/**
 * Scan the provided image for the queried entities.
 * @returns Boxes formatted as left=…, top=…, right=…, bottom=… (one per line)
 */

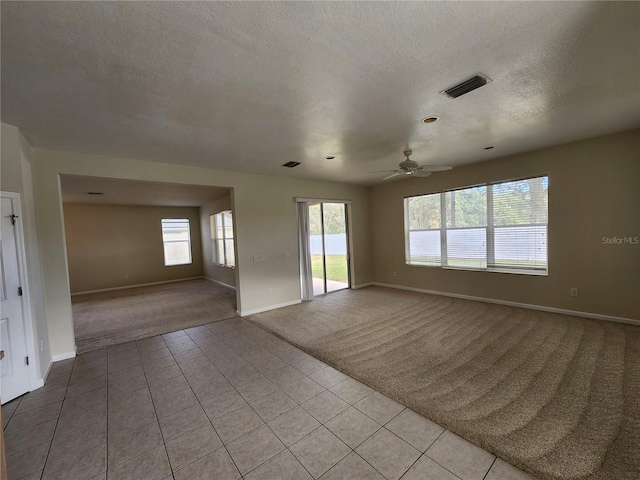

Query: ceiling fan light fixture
left=374, top=148, right=453, bottom=180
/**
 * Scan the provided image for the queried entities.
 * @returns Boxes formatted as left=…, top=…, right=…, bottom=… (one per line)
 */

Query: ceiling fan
left=375, top=149, right=453, bottom=180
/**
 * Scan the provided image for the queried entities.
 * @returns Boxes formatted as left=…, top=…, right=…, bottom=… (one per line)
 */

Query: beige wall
left=23, top=127, right=637, bottom=360
left=31, top=149, right=373, bottom=356
left=199, top=194, right=237, bottom=288
left=1, top=123, right=51, bottom=378
left=371, top=129, right=640, bottom=320
left=63, top=203, right=203, bottom=293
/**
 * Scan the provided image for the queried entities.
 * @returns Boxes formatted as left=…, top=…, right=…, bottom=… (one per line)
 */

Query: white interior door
left=0, top=197, right=31, bottom=404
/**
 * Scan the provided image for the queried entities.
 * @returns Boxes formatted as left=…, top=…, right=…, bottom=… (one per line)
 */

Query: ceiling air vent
left=441, top=74, right=491, bottom=99
left=282, top=161, right=301, bottom=168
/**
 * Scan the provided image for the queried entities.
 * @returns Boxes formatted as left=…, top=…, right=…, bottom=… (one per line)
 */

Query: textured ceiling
left=2, top=2, right=639, bottom=186
left=60, top=175, right=229, bottom=207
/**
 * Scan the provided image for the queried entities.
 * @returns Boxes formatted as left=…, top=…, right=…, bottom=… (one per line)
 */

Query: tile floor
left=2, top=317, right=534, bottom=480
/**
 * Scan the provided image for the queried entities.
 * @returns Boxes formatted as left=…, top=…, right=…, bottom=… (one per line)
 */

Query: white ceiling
left=2, top=2, right=639, bottom=186
left=60, top=175, right=230, bottom=207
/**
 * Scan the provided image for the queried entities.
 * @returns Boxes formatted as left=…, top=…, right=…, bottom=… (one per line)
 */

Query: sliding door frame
left=296, top=198, right=352, bottom=299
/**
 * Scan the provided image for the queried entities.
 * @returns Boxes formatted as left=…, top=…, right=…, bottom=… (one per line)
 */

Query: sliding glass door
left=308, top=202, right=350, bottom=295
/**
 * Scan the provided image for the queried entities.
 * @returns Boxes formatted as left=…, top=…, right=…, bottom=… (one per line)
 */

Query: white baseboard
left=238, top=299, right=302, bottom=316
left=351, top=282, right=375, bottom=289
left=202, top=276, right=236, bottom=290
left=42, top=358, right=53, bottom=382
left=70, top=277, right=203, bottom=296
left=32, top=357, right=54, bottom=390
left=29, top=348, right=76, bottom=391
left=30, top=379, right=45, bottom=389
left=372, top=282, right=640, bottom=326
left=51, top=349, right=77, bottom=362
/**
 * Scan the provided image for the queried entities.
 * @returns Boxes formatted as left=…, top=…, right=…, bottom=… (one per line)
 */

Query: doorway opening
left=59, top=175, right=240, bottom=353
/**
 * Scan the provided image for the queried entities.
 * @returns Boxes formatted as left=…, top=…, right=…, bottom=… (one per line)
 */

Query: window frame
left=210, top=210, right=235, bottom=268
left=161, top=218, right=192, bottom=266
left=404, top=174, right=549, bottom=276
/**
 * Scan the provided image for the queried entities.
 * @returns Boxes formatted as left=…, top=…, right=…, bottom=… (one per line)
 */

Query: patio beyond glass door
left=308, top=202, right=350, bottom=296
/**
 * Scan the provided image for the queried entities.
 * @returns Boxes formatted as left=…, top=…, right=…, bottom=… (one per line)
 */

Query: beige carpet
left=247, top=286, right=640, bottom=480
left=72, top=279, right=237, bottom=353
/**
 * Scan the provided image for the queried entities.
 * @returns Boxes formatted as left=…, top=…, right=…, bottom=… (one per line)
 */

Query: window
left=161, top=219, right=192, bottom=266
left=405, top=175, right=548, bottom=274
left=210, top=210, right=235, bottom=267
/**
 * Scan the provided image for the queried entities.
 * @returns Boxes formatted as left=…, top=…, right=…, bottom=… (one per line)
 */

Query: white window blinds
left=445, top=186, right=487, bottom=269
left=405, top=194, right=441, bottom=266
left=161, top=219, right=192, bottom=266
left=491, top=177, right=548, bottom=271
left=210, top=210, right=235, bottom=267
left=404, top=175, right=548, bottom=274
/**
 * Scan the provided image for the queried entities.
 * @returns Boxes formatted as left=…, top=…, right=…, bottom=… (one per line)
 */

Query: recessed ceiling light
left=87, top=192, right=104, bottom=195
left=484, top=146, right=494, bottom=150
left=421, top=116, right=439, bottom=124
left=324, top=156, right=335, bottom=160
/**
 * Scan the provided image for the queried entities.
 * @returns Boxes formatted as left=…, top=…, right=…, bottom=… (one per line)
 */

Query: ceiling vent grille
left=282, top=161, right=301, bottom=168
left=442, top=74, right=490, bottom=98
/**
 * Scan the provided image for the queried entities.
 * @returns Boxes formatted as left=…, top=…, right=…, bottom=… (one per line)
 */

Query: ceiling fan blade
left=382, top=172, right=403, bottom=180
left=417, top=165, right=453, bottom=172
left=371, top=169, right=402, bottom=174
left=411, top=171, right=432, bottom=177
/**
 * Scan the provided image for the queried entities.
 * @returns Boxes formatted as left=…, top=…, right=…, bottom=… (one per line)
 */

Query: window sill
left=484, top=267, right=547, bottom=276
left=213, top=263, right=235, bottom=269
left=406, top=263, right=548, bottom=276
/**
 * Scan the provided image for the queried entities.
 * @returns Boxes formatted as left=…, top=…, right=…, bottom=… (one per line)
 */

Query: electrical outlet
left=124, top=273, right=129, bottom=279
left=570, top=288, right=579, bottom=297
left=253, top=255, right=265, bottom=262
left=284, top=252, right=290, bottom=259
left=392, top=271, right=397, bottom=277
left=268, top=288, right=273, bottom=295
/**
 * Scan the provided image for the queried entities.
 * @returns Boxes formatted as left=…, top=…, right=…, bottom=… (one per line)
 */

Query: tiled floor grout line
left=35, top=361, right=75, bottom=480
left=239, top=324, right=374, bottom=478
left=192, top=325, right=304, bottom=478
left=352, top=405, right=416, bottom=480
left=102, top=345, right=166, bottom=476
left=140, top=338, right=176, bottom=479
left=483, top=457, right=498, bottom=480
left=206, top=323, right=379, bottom=479
left=420, top=428, right=465, bottom=480
left=179, top=329, right=246, bottom=479
left=227, top=329, right=330, bottom=479
left=219, top=325, right=323, bottom=477
left=105, top=348, right=113, bottom=479
left=141, top=326, right=279, bottom=477
left=184, top=324, right=322, bottom=479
